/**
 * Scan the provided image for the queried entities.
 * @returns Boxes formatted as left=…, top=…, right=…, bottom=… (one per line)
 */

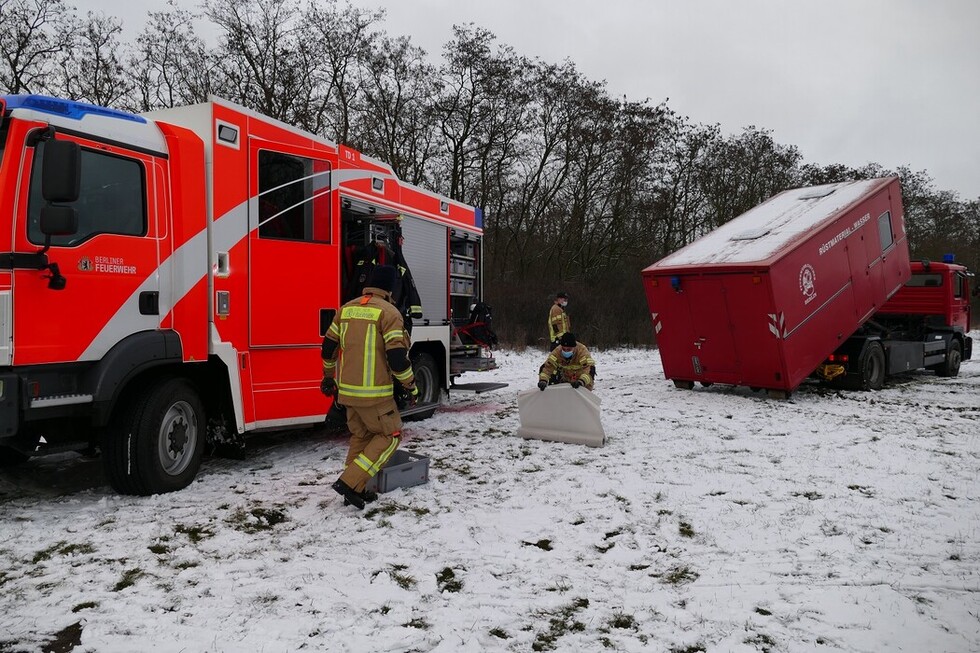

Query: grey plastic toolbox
left=364, top=450, right=429, bottom=493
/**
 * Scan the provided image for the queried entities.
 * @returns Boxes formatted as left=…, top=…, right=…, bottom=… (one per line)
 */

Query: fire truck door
left=247, top=141, right=338, bottom=421
left=12, top=138, right=164, bottom=366
left=685, top=277, right=739, bottom=376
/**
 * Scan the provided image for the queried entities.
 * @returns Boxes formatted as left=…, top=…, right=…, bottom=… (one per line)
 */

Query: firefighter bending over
left=321, top=265, right=419, bottom=510
left=548, top=291, right=571, bottom=348
left=538, top=332, right=596, bottom=391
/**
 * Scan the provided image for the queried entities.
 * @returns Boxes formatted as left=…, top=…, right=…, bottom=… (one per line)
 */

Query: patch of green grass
left=32, top=541, right=95, bottom=564
left=226, top=505, right=287, bottom=533
left=570, top=517, right=585, bottom=526
left=522, top=539, right=553, bottom=551
left=754, top=606, right=772, bottom=616
left=386, top=564, right=416, bottom=590
left=403, top=618, right=429, bottom=629
left=174, top=523, right=215, bottom=543
left=608, top=613, right=637, bottom=629
left=745, top=632, right=777, bottom=652
left=595, top=542, right=615, bottom=553
left=489, top=627, right=509, bottom=639
left=792, top=490, right=824, bottom=501
left=531, top=597, right=589, bottom=651
left=661, top=566, right=699, bottom=585
left=436, top=567, right=463, bottom=593
left=148, top=542, right=170, bottom=555
left=628, top=564, right=650, bottom=571
left=678, top=521, right=695, bottom=538
left=71, top=601, right=98, bottom=613
left=175, top=560, right=199, bottom=570
left=670, top=646, right=706, bottom=653
left=113, top=568, right=144, bottom=592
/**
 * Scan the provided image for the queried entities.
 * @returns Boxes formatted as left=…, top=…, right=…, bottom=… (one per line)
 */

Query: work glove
left=406, top=383, right=419, bottom=407
left=537, top=380, right=548, bottom=391
left=571, top=380, right=581, bottom=389
left=320, top=377, right=337, bottom=397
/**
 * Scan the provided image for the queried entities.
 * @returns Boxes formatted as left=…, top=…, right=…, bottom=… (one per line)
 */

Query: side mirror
left=40, top=205, right=78, bottom=236
left=41, top=139, right=81, bottom=203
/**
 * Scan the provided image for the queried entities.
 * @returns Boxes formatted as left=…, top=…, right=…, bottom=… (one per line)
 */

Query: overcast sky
left=74, top=0, right=980, bottom=199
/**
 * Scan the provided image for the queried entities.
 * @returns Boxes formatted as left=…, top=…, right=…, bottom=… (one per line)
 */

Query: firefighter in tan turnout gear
left=321, top=265, right=419, bottom=509
left=548, top=292, right=571, bottom=348
left=538, top=332, right=596, bottom=391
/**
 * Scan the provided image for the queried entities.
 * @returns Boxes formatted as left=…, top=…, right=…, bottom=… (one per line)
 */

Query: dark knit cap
left=559, top=332, right=576, bottom=347
left=556, top=291, right=569, bottom=299
left=369, top=265, right=397, bottom=292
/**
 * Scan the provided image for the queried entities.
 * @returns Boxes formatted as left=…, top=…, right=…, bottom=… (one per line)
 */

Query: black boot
left=343, top=488, right=378, bottom=506
left=331, top=479, right=365, bottom=510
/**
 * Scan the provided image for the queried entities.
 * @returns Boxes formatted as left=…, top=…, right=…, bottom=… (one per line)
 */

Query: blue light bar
left=1, top=94, right=145, bottom=124
left=942, top=253, right=955, bottom=263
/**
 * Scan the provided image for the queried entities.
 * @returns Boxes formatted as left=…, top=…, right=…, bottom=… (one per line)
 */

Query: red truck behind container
left=641, top=176, right=973, bottom=397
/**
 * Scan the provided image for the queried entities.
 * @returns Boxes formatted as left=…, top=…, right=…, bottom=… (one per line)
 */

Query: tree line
left=3, top=0, right=977, bottom=347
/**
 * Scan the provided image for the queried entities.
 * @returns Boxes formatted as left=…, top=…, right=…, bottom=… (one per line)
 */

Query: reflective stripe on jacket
left=323, top=287, right=413, bottom=406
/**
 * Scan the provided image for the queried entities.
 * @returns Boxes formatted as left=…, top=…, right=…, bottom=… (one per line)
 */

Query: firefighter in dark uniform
left=321, top=265, right=419, bottom=509
left=548, top=292, right=571, bottom=348
left=538, top=332, right=596, bottom=391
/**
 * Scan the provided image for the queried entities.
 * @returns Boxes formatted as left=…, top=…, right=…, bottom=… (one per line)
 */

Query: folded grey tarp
left=517, top=384, right=606, bottom=447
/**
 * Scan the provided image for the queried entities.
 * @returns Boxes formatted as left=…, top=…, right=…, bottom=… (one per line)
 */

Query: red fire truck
left=0, top=94, right=499, bottom=494
left=641, top=176, right=973, bottom=397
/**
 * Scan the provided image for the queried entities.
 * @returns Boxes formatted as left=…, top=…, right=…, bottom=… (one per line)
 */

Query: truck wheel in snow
left=935, top=340, right=962, bottom=377
left=672, top=380, right=694, bottom=390
left=411, top=352, right=439, bottom=405
left=858, top=341, right=886, bottom=391
left=103, top=377, right=205, bottom=495
left=0, top=446, right=30, bottom=467
left=699, top=381, right=713, bottom=388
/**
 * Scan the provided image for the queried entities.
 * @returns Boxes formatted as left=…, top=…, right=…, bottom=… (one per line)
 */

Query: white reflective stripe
left=0, top=291, right=11, bottom=367
left=31, top=394, right=94, bottom=408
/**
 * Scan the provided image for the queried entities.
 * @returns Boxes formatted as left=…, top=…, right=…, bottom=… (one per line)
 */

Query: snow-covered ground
left=1, top=339, right=978, bottom=653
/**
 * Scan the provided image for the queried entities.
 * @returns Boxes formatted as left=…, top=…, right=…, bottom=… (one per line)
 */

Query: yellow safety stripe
left=410, top=305, right=422, bottom=313
left=547, top=354, right=558, bottom=365
left=362, top=324, right=377, bottom=389
left=392, top=366, right=414, bottom=382
left=580, top=374, right=592, bottom=385
left=327, top=322, right=341, bottom=338
left=322, top=360, right=336, bottom=371
left=339, top=322, right=349, bottom=348
left=384, top=329, right=405, bottom=343
left=338, top=381, right=394, bottom=397
left=353, top=438, right=400, bottom=476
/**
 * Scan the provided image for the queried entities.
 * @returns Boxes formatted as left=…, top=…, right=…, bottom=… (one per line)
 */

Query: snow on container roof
left=653, top=177, right=893, bottom=267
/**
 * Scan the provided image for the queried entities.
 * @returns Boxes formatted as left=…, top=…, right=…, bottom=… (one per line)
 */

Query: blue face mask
left=561, top=349, right=574, bottom=359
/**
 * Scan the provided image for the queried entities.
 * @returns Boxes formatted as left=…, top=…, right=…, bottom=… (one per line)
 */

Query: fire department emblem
left=77, top=257, right=93, bottom=272
left=799, top=263, right=816, bottom=304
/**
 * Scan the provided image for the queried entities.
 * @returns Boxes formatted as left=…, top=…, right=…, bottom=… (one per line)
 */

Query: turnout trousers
left=337, top=396, right=403, bottom=493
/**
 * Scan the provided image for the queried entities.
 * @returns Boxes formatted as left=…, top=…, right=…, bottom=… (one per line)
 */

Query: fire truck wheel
left=858, top=341, right=886, bottom=391
left=0, top=446, right=30, bottom=467
left=935, top=340, right=962, bottom=377
left=103, top=377, right=205, bottom=495
left=411, top=352, right=439, bottom=405
left=672, top=380, right=694, bottom=390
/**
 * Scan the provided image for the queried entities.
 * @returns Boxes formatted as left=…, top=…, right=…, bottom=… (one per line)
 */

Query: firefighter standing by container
left=548, top=292, right=571, bottom=348
left=321, top=265, right=419, bottom=509
left=538, top=332, right=596, bottom=391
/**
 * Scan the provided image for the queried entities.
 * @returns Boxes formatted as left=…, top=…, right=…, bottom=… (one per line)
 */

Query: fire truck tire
left=0, top=446, right=29, bottom=467
left=858, top=341, right=886, bottom=391
left=103, top=377, right=205, bottom=495
left=411, top=352, right=439, bottom=405
left=935, top=340, right=962, bottom=377
left=672, top=380, right=694, bottom=390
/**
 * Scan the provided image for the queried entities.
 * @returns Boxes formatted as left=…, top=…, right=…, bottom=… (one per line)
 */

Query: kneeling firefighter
left=321, top=265, right=419, bottom=509
left=538, top=332, right=596, bottom=391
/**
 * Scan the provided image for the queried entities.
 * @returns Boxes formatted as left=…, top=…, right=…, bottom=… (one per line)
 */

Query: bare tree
left=56, top=12, right=131, bottom=106
left=0, top=0, right=76, bottom=94
left=127, top=2, right=218, bottom=111
left=355, top=34, right=439, bottom=185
